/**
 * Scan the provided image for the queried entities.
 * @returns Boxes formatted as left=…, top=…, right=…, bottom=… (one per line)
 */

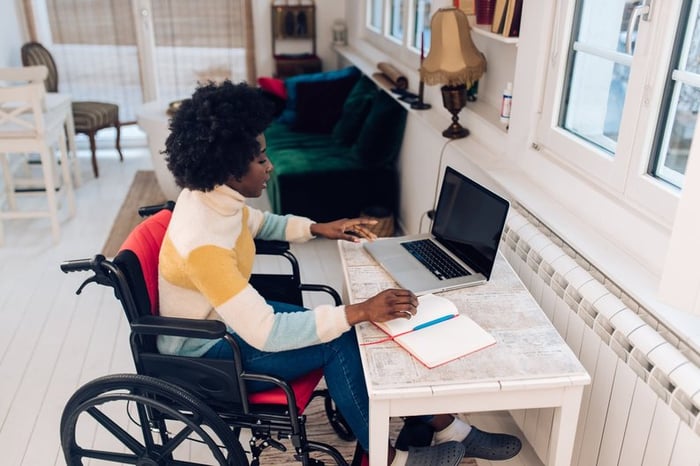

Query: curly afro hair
left=164, top=80, right=275, bottom=191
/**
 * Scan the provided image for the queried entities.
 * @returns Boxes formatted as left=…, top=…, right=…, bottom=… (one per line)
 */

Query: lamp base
left=411, top=101, right=432, bottom=110
left=442, top=124, right=469, bottom=139
left=440, top=84, right=470, bottom=140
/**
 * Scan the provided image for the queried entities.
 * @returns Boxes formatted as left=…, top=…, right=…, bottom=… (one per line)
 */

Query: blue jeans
left=203, top=301, right=371, bottom=450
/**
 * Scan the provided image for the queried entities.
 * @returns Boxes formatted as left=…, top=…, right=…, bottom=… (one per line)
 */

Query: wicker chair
left=21, top=41, right=123, bottom=178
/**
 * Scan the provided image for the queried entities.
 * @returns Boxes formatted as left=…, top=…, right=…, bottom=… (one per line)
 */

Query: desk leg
left=547, top=386, right=584, bottom=466
left=369, top=400, right=391, bottom=466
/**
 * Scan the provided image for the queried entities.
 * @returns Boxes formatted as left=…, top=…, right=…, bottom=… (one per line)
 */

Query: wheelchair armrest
left=131, top=315, right=227, bottom=339
left=254, top=239, right=291, bottom=255
left=300, top=284, right=342, bottom=306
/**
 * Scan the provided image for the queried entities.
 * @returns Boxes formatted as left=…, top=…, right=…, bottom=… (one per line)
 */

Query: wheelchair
left=59, top=202, right=365, bottom=466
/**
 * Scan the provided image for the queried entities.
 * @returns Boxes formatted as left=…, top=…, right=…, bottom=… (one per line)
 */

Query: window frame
left=535, top=0, right=686, bottom=227
left=362, top=0, right=435, bottom=66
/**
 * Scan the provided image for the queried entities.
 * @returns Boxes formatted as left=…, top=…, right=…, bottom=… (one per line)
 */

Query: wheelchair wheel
left=60, top=373, right=249, bottom=465
left=322, top=391, right=356, bottom=442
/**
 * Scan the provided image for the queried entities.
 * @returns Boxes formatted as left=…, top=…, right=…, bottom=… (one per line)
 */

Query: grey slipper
left=405, top=441, right=465, bottom=466
left=461, top=426, right=522, bottom=460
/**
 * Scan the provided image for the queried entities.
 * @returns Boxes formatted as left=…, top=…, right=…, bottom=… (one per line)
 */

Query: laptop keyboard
left=401, top=239, right=471, bottom=280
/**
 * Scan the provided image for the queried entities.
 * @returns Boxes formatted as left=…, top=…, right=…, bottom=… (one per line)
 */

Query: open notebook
left=371, top=294, right=496, bottom=368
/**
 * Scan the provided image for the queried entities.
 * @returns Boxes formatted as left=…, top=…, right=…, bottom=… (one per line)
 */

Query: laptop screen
left=432, top=167, right=510, bottom=279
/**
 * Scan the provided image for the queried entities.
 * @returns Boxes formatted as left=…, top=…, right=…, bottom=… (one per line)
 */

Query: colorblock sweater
left=157, top=185, right=351, bottom=357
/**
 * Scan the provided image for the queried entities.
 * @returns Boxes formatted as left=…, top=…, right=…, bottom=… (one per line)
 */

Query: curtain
left=23, top=0, right=255, bottom=121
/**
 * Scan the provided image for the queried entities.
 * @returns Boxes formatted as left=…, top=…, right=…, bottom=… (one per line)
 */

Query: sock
left=434, top=418, right=473, bottom=444
left=390, top=449, right=408, bottom=466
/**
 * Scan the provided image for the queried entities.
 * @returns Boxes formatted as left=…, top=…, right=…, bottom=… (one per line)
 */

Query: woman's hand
left=344, top=289, right=418, bottom=325
left=310, top=218, right=379, bottom=242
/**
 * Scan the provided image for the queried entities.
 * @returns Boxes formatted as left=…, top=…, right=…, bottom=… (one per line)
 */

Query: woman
left=159, top=80, right=521, bottom=465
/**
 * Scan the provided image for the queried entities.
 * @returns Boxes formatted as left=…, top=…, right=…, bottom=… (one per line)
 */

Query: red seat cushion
left=248, top=368, right=324, bottom=414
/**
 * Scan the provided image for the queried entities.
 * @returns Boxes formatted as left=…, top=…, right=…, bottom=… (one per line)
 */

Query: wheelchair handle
left=60, top=254, right=106, bottom=273
left=60, top=254, right=114, bottom=295
left=138, top=200, right=175, bottom=217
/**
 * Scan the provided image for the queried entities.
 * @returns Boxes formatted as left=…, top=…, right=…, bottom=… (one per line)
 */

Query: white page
left=375, top=293, right=458, bottom=336
left=396, top=314, right=496, bottom=368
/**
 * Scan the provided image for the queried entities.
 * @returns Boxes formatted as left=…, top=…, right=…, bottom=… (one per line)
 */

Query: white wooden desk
left=338, top=241, right=590, bottom=466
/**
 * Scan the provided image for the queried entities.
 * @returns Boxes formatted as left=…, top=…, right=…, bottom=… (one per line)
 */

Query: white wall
left=1, top=1, right=27, bottom=67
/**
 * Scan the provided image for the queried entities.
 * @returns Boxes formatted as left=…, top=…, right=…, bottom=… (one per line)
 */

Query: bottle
left=500, top=82, right=513, bottom=127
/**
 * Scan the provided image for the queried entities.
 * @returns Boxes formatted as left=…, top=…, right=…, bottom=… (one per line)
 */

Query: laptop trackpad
left=384, top=256, right=435, bottom=281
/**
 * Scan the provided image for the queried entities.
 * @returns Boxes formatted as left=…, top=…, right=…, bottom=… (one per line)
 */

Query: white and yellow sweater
left=157, top=185, right=351, bottom=356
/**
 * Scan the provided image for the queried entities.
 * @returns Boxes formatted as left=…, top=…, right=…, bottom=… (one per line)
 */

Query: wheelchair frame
left=59, top=204, right=363, bottom=466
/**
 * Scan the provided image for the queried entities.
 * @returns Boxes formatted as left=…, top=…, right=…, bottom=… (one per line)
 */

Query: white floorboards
left=0, top=147, right=541, bottom=465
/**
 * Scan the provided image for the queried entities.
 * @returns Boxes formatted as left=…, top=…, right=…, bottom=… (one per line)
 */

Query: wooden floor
left=0, top=147, right=542, bottom=465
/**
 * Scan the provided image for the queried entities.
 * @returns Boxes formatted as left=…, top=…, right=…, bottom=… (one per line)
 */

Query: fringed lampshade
left=420, top=7, right=486, bottom=138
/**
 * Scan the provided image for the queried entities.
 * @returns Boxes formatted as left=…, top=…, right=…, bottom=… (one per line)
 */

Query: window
left=389, top=0, right=405, bottom=41
left=366, top=0, right=435, bottom=55
left=368, top=0, right=383, bottom=31
left=28, top=0, right=253, bottom=121
left=537, top=0, right=693, bottom=226
left=650, top=0, right=700, bottom=188
left=413, top=0, right=432, bottom=51
left=559, top=1, right=638, bottom=154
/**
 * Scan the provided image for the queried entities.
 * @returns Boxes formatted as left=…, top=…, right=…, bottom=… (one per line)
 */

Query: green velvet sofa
left=263, top=68, right=407, bottom=222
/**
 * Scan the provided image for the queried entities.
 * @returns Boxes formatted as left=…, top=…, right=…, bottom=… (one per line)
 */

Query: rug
left=102, top=170, right=167, bottom=256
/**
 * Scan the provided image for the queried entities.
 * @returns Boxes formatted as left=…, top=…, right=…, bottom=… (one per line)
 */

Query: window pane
left=42, top=0, right=248, bottom=121
left=653, top=82, right=698, bottom=187
left=390, top=0, right=404, bottom=40
left=369, top=0, right=383, bottom=30
left=559, top=0, right=638, bottom=155
left=563, top=55, right=629, bottom=152
left=413, top=0, right=431, bottom=50
left=152, top=0, right=248, bottom=104
left=576, top=0, right=640, bottom=53
left=651, top=1, right=700, bottom=188
left=45, top=0, right=142, bottom=121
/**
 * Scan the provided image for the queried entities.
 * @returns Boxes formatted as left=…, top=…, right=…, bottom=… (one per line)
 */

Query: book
left=372, top=294, right=496, bottom=368
left=491, top=0, right=509, bottom=34
left=502, top=0, right=523, bottom=38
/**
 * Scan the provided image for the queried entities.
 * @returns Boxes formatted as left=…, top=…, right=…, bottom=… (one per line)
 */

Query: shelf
left=468, top=17, right=519, bottom=45
left=334, top=44, right=509, bottom=147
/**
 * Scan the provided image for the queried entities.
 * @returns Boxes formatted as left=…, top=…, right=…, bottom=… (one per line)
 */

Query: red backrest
left=118, top=209, right=172, bottom=316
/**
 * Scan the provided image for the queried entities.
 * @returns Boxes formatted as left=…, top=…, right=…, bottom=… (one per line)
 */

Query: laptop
left=364, top=166, right=510, bottom=295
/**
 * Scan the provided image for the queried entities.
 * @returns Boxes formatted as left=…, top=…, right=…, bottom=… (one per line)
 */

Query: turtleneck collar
left=188, top=184, right=246, bottom=216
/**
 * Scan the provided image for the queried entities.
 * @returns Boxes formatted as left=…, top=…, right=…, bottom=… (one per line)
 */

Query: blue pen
left=412, top=314, right=456, bottom=331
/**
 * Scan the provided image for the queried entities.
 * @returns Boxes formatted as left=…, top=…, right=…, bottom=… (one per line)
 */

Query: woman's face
left=226, top=134, right=273, bottom=198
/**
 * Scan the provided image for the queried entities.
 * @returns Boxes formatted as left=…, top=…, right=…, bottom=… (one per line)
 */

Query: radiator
left=500, top=203, right=700, bottom=466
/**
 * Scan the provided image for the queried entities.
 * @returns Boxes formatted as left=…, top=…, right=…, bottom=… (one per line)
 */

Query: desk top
left=338, top=241, right=590, bottom=396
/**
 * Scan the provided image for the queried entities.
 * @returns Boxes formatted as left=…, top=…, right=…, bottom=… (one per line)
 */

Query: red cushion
left=258, top=76, right=288, bottom=100
left=119, top=209, right=172, bottom=315
left=248, top=368, right=323, bottom=414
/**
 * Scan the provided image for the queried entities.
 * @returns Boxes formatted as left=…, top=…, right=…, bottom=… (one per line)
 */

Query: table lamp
left=420, top=7, right=486, bottom=139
